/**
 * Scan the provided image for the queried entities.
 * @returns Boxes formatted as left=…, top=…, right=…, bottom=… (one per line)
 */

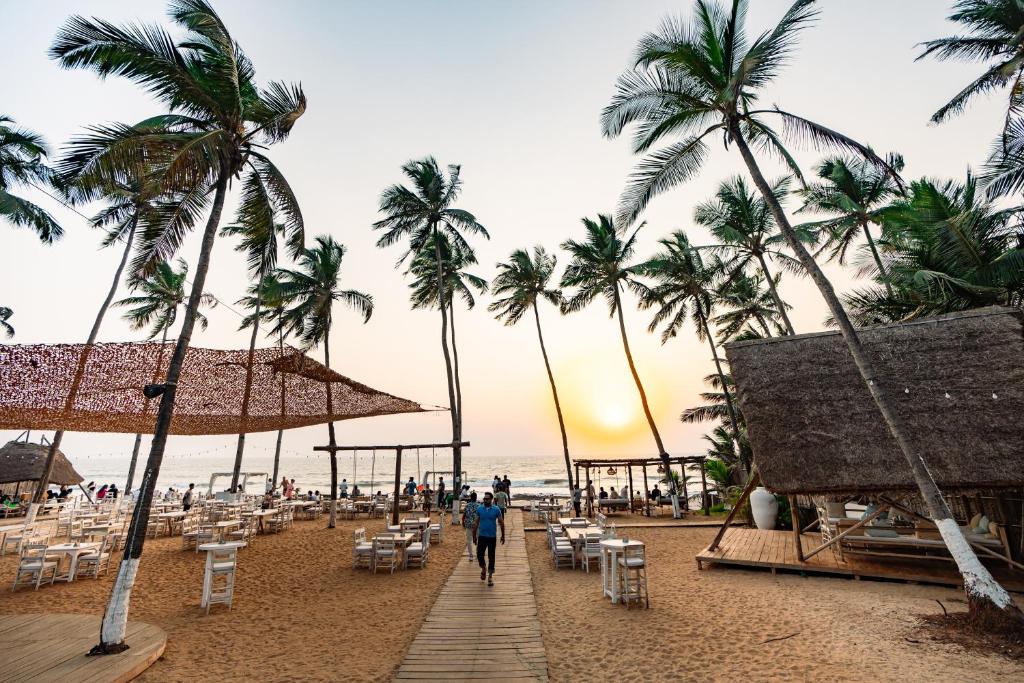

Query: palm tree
left=844, top=174, right=1024, bottom=324
left=51, top=0, right=307, bottom=652
left=917, top=0, right=1024, bottom=140
left=373, top=157, right=487, bottom=508
left=489, top=246, right=573, bottom=493
left=221, top=180, right=305, bottom=491
left=604, top=0, right=1019, bottom=623
left=0, top=307, right=13, bottom=338
left=796, top=155, right=905, bottom=296
left=0, top=115, right=63, bottom=243
left=115, top=259, right=215, bottom=494
left=406, top=233, right=488, bottom=425
left=237, top=274, right=290, bottom=485
left=711, top=272, right=785, bottom=341
left=560, top=214, right=682, bottom=517
left=277, top=235, right=373, bottom=529
left=638, top=230, right=747, bottom=473
left=682, top=372, right=740, bottom=425
left=695, top=176, right=801, bottom=335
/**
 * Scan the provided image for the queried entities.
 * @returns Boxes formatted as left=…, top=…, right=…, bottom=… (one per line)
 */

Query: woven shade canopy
left=0, top=343, right=429, bottom=436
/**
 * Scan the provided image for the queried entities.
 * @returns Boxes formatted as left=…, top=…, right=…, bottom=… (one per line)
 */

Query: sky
left=0, top=1, right=1008, bottom=471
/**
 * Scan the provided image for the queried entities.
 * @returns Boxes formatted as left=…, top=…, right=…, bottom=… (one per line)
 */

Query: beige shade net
left=0, top=343, right=430, bottom=435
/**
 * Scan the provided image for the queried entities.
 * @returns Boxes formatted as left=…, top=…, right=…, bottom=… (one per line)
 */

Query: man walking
left=572, top=483, right=582, bottom=517
left=182, top=483, right=195, bottom=512
left=461, top=491, right=480, bottom=562
left=437, top=477, right=446, bottom=511
left=473, top=491, right=505, bottom=586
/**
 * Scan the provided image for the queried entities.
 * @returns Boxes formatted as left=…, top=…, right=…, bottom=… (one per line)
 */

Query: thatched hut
left=715, top=306, right=1024, bottom=568
left=0, top=439, right=83, bottom=497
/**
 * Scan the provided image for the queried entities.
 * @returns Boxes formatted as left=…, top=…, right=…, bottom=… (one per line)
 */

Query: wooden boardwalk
left=394, top=511, right=548, bottom=682
left=697, top=528, right=1024, bottom=590
left=0, top=614, right=166, bottom=683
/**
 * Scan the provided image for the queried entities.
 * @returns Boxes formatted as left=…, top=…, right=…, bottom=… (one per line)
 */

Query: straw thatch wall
left=0, top=440, right=82, bottom=486
left=725, top=307, right=1024, bottom=495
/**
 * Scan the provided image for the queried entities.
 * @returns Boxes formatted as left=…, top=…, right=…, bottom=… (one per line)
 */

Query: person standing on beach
left=461, top=491, right=479, bottom=562
left=473, top=491, right=505, bottom=586
left=436, top=477, right=446, bottom=510
left=572, top=484, right=582, bottom=517
left=339, top=479, right=348, bottom=499
left=586, top=480, right=596, bottom=517
left=182, top=483, right=195, bottom=512
left=502, top=475, right=511, bottom=498
left=405, top=477, right=417, bottom=496
left=492, top=475, right=501, bottom=492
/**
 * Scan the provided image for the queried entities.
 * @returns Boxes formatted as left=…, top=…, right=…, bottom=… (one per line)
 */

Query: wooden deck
left=394, top=510, right=548, bottom=682
left=0, top=614, right=166, bottom=683
left=697, top=528, right=1024, bottom=591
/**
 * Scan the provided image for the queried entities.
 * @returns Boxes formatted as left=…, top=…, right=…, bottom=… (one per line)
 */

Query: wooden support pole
left=788, top=495, right=804, bottom=562
left=641, top=466, right=650, bottom=517
left=585, top=466, right=592, bottom=517
left=391, top=447, right=403, bottom=526
left=700, top=460, right=709, bottom=515
left=627, top=465, right=635, bottom=513
left=680, top=460, right=689, bottom=511
left=574, top=463, right=580, bottom=490
left=708, top=471, right=759, bottom=552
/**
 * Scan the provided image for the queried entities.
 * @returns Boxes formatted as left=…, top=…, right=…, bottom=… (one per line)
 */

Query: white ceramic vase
left=750, top=486, right=778, bottom=530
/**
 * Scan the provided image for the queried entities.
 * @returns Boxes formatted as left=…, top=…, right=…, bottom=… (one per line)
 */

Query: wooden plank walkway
left=394, top=510, right=548, bottom=682
left=696, top=528, right=1024, bottom=590
left=0, top=614, right=166, bottom=683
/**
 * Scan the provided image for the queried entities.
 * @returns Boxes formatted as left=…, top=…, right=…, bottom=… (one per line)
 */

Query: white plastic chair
left=618, top=544, right=649, bottom=608
left=352, top=528, right=373, bottom=569
left=203, top=546, right=238, bottom=613
left=12, top=543, right=58, bottom=591
left=372, top=535, right=399, bottom=574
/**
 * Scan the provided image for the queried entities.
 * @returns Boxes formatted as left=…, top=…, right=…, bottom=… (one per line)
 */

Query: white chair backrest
left=354, top=528, right=366, bottom=543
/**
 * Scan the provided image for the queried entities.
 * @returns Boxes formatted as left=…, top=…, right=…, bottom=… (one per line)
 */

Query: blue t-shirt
left=476, top=504, right=503, bottom=538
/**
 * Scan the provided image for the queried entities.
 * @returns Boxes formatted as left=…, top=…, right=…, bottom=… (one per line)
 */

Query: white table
left=211, top=520, right=242, bottom=542
left=599, top=539, right=644, bottom=604
left=198, top=541, right=246, bottom=608
left=157, top=511, right=187, bottom=535
left=47, top=542, right=101, bottom=582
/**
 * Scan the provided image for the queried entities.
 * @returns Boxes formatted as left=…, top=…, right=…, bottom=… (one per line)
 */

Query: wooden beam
left=802, top=504, right=890, bottom=561
left=788, top=495, right=804, bottom=562
left=392, top=447, right=403, bottom=526
left=708, top=471, right=759, bottom=552
left=313, top=441, right=470, bottom=453
left=680, top=463, right=689, bottom=511
left=627, top=465, right=634, bottom=513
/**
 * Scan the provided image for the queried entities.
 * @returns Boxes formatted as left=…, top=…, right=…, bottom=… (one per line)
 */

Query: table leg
left=67, top=553, right=79, bottom=581
left=610, top=550, right=620, bottom=604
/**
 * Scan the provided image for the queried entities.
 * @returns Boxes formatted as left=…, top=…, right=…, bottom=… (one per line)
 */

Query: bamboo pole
left=802, top=505, right=890, bottom=561
left=700, top=459, right=709, bottom=515
left=789, top=495, right=804, bottom=561
left=708, top=471, right=759, bottom=552
left=641, top=466, right=650, bottom=517
left=391, top=447, right=403, bottom=526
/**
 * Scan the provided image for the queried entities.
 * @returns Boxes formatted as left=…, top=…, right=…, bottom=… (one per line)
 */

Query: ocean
left=69, top=448, right=696, bottom=499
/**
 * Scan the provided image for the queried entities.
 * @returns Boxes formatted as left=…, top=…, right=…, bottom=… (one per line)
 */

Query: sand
left=523, top=517, right=1024, bottom=682
left=0, top=515, right=463, bottom=682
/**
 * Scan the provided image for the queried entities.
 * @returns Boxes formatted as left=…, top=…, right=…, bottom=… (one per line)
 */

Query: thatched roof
left=725, top=307, right=1024, bottom=495
left=0, top=343, right=430, bottom=436
left=0, top=440, right=83, bottom=485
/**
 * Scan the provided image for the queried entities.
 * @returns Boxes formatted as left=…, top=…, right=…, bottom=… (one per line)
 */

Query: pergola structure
left=313, top=441, right=470, bottom=525
left=572, top=456, right=709, bottom=516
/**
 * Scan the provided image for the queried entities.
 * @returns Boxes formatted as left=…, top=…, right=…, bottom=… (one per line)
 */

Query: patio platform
left=0, top=613, right=166, bottom=683
left=696, top=528, right=1024, bottom=591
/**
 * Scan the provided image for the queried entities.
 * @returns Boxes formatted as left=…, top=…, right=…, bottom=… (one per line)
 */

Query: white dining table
left=599, top=538, right=644, bottom=603
left=47, top=542, right=101, bottom=582
left=158, top=510, right=187, bottom=535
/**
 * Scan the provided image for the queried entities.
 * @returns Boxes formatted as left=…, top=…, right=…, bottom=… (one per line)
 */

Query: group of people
left=83, top=481, right=118, bottom=500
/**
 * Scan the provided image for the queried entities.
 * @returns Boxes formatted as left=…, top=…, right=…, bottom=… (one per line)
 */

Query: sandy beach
left=0, top=516, right=464, bottom=682
left=523, top=515, right=1024, bottom=682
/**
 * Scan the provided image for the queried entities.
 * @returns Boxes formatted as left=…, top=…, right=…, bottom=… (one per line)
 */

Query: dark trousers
left=573, top=501, right=581, bottom=517
left=477, top=535, right=497, bottom=574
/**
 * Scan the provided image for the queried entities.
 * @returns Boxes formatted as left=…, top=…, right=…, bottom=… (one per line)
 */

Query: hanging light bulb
left=993, top=392, right=999, bottom=400
left=944, top=392, right=951, bottom=399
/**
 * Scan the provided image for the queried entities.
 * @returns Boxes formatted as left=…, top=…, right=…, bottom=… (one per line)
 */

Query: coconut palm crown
left=0, top=115, right=63, bottom=243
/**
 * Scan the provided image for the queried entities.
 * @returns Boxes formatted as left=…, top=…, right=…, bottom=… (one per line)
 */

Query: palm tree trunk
left=272, top=313, right=286, bottom=486
left=432, top=227, right=462, bottom=516
left=696, top=305, right=746, bottom=474
left=533, top=304, right=573, bottom=496
left=126, top=327, right=170, bottom=495
left=230, top=295, right=263, bottom=492
left=754, top=311, right=774, bottom=337
left=755, top=254, right=795, bottom=335
left=731, top=126, right=1021, bottom=625
left=94, top=169, right=229, bottom=654
left=324, top=326, right=338, bottom=529
left=30, top=215, right=140, bottom=520
left=862, top=220, right=894, bottom=298
left=612, top=286, right=679, bottom=517
left=449, top=302, right=464, bottom=433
